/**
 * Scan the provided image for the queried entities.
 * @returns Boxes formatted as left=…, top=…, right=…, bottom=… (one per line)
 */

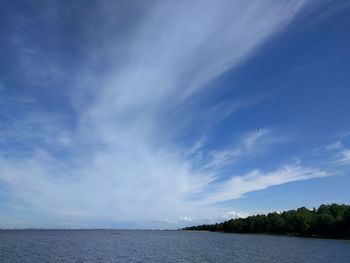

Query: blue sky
left=0, top=0, right=350, bottom=229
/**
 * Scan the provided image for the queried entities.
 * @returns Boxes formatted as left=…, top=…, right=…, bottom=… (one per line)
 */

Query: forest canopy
left=183, top=204, right=350, bottom=239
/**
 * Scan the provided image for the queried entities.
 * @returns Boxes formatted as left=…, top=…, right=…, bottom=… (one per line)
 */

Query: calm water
left=0, top=230, right=349, bottom=262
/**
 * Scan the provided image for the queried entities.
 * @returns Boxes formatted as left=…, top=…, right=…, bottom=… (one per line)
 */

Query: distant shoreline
left=183, top=229, right=350, bottom=241
left=0, top=229, right=177, bottom=231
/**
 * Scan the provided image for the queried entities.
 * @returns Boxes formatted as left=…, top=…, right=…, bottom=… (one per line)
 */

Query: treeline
left=184, top=204, right=350, bottom=239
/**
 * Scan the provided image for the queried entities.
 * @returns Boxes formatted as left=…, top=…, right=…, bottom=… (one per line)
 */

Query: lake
left=0, top=230, right=349, bottom=262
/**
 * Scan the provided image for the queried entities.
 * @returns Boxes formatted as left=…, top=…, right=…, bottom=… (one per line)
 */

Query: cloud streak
left=201, top=165, right=327, bottom=205
left=0, top=0, right=325, bottom=228
left=204, top=129, right=270, bottom=169
left=335, top=149, right=350, bottom=165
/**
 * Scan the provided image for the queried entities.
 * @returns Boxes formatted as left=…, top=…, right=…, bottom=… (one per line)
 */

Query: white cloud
left=201, top=165, right=327, bottom=205
left=325, top=141, right=342, bottom=151
left=335, top=149, right=350, bottom=165
left=0, top=1, right=320, bottom=228
left=323, top=135, right=350, bottom=165
left=221, top=211, right=249, bottom=220
left=205, top=129, right=270, bottom=169
left=179, top=216, right=194, bottom=223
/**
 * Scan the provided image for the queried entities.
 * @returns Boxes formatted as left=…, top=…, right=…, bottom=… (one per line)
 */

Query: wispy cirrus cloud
left=0, top=0, right=327, bottom=228
left=204, top=129, right=270, bottom=169
left=201, top=164, right=327, bottom=205
left=334, top=149, right=350, bottom=165
left=325, top=141, right=342, bottom=151
left=320, top=133, right=350, bottom=166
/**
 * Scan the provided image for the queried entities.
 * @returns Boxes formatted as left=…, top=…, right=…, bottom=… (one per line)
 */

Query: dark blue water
left=0, top=230, right=349, bottom=262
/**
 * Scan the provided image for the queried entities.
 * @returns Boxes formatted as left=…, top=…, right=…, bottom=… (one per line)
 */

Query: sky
left=0, top=0, right=350, bottom=229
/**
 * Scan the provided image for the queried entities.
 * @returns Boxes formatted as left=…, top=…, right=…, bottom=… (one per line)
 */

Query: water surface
left=0, top=230, right=349, bottom=262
